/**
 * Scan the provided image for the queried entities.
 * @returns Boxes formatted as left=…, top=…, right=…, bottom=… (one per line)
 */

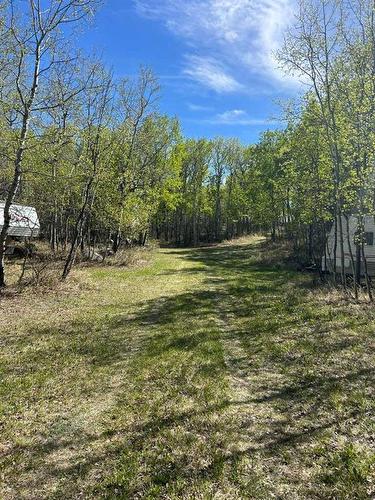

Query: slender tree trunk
left=345, top=215, right=358, bottom=300
left=62, top=178, right=93, bottom=280
left=333, top=215, right=338, bottom=283
left=0, top=41, right=41, bottom=287
left=361, top=241, right=373, bottom=301
left=112, top=229, right=121, bottom=253
left=337, top=213, right=347, bottom=291
left=0, top=125, right=29, bottom=287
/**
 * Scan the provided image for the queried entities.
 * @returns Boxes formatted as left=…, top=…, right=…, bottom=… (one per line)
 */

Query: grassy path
left=1, top=237, right=375, bottom=499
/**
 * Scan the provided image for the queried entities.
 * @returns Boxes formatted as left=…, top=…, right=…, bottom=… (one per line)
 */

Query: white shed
left=0, top=202, right=40, bottom=238
left=322, top=215, right=375, bottom=276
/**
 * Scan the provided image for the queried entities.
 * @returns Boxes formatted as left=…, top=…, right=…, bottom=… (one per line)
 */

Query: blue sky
left=81, top=0, right=301, bottom=144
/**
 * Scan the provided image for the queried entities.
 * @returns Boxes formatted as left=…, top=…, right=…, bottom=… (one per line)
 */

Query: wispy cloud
left=206, top=109, right=279, bottom=126
left=135, top=0, right=298, bottom=93
left=183, top=55, right=243, bottom=93
left=188, top=103, right=214, bottom=112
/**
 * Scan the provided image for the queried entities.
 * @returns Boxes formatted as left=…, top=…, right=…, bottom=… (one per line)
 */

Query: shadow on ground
left=2, top=239, right=375, bottom=498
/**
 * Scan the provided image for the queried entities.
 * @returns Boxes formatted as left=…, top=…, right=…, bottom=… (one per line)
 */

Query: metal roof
left=0, top=202, right=40, bottom=238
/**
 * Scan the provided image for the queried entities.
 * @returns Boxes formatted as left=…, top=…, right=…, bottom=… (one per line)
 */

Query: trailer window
left=365, top=232, right=374, bottom=246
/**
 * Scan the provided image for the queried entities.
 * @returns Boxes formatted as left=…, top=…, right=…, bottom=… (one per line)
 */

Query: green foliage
left=2, top=0, right=375, bottom=280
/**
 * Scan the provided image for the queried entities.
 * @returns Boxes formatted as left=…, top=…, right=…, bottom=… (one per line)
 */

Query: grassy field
left=1, top=236, right=375, bottom=499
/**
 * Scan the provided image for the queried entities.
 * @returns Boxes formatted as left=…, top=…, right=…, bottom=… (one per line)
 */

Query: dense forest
left=1, top=0, right=375, bottom=298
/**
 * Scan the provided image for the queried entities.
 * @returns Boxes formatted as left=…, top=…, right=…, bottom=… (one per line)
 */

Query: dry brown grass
left=1, top=242, right=155, bottom=303
left=103, top=245, right=153, bottom=268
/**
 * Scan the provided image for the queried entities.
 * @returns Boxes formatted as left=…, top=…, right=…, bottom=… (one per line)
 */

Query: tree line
left=1, top=0, right=375, bottom=299
left=277, top=0, right=375, bottom=300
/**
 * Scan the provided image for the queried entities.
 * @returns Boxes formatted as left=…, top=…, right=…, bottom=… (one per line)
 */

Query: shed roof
left=0, top=203, right=40, bottom=238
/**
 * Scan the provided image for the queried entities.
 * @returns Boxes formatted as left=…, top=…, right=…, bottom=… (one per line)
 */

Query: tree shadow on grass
left=92, top=242, right=375, bottom=495
left=3, top=239, right=375, bottom=498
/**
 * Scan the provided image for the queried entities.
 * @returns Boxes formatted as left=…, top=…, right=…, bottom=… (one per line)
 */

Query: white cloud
left=134, top=0, right=298, bottom=92
left=189, top=108, right=279, bottom=126
left=216, top=109, right=248, bottom=123
left=188, top=103, right=214, bottom=112
left=209, top=109, right=278, bottom=125
left=183, top=55, right=243, bottom=93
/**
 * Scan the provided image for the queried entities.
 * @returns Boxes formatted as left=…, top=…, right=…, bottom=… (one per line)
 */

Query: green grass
left=1, top=236, right=375, bottom=498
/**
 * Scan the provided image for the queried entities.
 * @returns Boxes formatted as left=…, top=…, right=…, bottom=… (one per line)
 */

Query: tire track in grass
left=205, top=239, right=314, bottom=498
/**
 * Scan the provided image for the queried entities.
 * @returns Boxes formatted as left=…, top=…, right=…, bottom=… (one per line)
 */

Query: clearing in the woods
left=1, top=236, right=375, bottom=499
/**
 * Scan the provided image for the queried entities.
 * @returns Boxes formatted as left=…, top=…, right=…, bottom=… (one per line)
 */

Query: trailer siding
left=323, top=215, right=375, bottom=276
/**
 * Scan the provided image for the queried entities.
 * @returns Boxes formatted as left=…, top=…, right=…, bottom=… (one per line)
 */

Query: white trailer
left=0, top=202, right=40, bottom=239
left=322, top=215, right=375, bottom=276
